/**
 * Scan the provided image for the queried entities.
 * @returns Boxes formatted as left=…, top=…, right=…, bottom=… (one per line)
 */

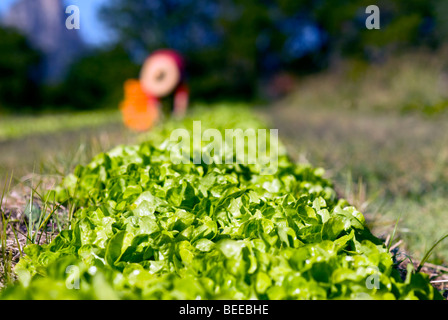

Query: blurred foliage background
left=0, top=0, right=447, bottom=113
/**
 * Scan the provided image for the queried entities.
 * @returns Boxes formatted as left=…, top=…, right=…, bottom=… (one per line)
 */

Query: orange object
left=120, top=79, right=159, bottom=131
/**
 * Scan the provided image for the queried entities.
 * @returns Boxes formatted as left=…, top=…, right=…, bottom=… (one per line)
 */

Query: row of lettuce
left=1, top=105, right=442, bottom=299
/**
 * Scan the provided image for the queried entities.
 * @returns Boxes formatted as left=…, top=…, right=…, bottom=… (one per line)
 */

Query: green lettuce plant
left=1, top=105, right=442, bottom=300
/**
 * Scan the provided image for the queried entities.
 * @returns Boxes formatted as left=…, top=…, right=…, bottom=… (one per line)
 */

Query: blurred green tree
left=99, top=0, right=440, bottom=102
left=51, top=45, right=140, bottom=110
left=0, top=27, right=42, bottom=112
left=99, top=0, right=327, bottom=101
left=312, top=0, right=436, bottom=60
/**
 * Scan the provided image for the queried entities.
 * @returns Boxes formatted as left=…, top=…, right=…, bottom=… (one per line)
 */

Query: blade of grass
left=27, top=183, right=34, bottom=244
left=416, top=233, right=448, bottom=273
left=0, top=172, right=13, bottom=284
left=10, top=225, right=23, bottom=258
left=387, top=213, right=402, bottom=252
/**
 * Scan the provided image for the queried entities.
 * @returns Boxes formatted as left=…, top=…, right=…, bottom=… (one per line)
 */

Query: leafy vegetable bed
left=1, top=106, right=442, bottom=299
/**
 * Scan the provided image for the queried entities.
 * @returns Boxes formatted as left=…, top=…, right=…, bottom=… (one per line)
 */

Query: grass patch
left=372, top=194, right=448, bottom=265
left=281, top=48, right=448, bottom=116
left=0, top=109, right=122, bottom=141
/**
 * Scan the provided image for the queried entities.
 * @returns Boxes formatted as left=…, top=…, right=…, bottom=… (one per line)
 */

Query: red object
left=173, top=83, right=189, bottom=118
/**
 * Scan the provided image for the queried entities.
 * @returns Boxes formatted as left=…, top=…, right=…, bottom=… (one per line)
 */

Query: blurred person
left=120, top=49, right=189, bottom=131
